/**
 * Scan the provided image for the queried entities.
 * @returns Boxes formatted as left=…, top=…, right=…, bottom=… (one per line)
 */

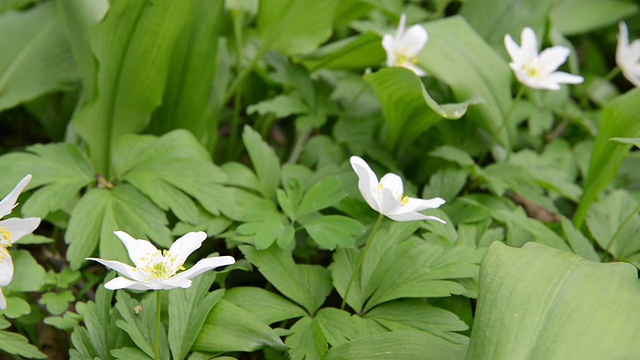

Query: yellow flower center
left=139, top=249, right=185, bottom=280
left=523, top=64, right=538, bottom=78
left=0, top=227, right=12, bottom=247
left=395, top=51, right=418, bottom=66
left=400, top=196, right=409, bottom=205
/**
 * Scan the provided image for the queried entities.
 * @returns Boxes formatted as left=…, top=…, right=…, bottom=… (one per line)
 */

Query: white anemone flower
left=0, top=175, right=41, bottom=310
left=350, top=156, right=446, bottom=222
left=504, top=27, right=583, bottom=90
left=616, top=21, right=640, bottom=87
left=87, top=231, right=235, bottom=291
left=382, top=13, right=428, bottom=76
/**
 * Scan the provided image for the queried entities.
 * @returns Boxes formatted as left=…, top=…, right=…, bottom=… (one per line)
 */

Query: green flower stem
left=341, top=214, right=385, bottom=311
left=154, top=290, right=161, bottom=360
left=496, top=84, right=525, bottom=140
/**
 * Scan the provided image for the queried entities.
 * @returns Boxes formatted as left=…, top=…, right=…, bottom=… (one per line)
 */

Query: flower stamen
left=0, top=227, right=12, bottom=247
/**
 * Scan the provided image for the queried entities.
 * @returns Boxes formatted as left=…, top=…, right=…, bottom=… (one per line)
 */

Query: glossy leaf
left=224, top=287, right=307, bottom=325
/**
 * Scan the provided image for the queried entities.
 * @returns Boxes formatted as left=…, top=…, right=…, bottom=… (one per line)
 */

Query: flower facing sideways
left=617, top=21, right=640, bottom=87
left=350, top=156, right=445, bottom=222
left=0, top=175, right=41, bottom=310
left=504, top=27, right=583, bottom=90
left=87, top=231, right=235, bottom=291
left=382, top=13, right=428, bottom=76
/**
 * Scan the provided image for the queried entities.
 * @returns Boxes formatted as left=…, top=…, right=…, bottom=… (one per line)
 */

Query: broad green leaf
left=365, top=67, right=476, bottom=152
left=303, top=215, right=364, bottom=249
left=113, top=130, right=229, bottom=222
left=81, top=286, right=127, bottom=360
left=39, top=290, right=75, bottom=316
left=241, top=245, right=333, bottom=314
left=0, top=143, right=94, bottom=218
left=65, top=185, right=170, bottom=270
left=323, top=330, right=467, bottom=360
left=111, top=348, right=152, bottom=360
left=114, top=292, right=156, bottom=359
left=193, top=299, right=287, bottom=353
left=247, top=94, right=309, bottom=117
left=0, top=330, right=46, bottom=359
left=299, top=32, right=385, bottom=71
left=169, top=274, right=225, bottom=360
left=148, top=0, right=223, bottom=152
left=44, top=312, right=81, bottom=331
left=366, top=299, right=469, bottom=344
left=429, top=146, right=476, bottom=167
left=315, top=308, right=361, bottom=347
left=560, top=217, right=599, bottom=261
left=71, top=1, right=191, bottom=175
left=0, top=1, right=76, bottom=112
left=5, top=250, right=45, bottom=293
left=258, top=0, right=339, bottom=54
left=460, top=0, right=552, bottom=50
left=224, top=287, right=307, bottom=325
left=3, top=297, right=30, bottom=318
left=298, top=176, right=347, bottom=216
left=423, top=168, right=469, bottom=202
left=286, top=316, right=327, bottom=360
left=242, top=125, right=281, bottom=199
left=611, top=137, right=640, bottom=147
left=574, top=88, right=640, bottom=227
left=236, top=211, right=291, bottom=249
left=467, top=242, right=640, bottom=359
left=550, top=0, right=638, bottom=35
left=421, top=16, right=513, bottom=147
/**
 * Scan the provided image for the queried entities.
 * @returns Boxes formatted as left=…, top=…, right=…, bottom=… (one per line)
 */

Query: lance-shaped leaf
left=365, top=67, right=478, bottom=152
left=70, top=1, right=191, bottom=175
left=0, top=1, right=76, bottom=112
left=113, top=130, right=229, bottom=223
left=299, top=32, right=385, bottom=71
left=148, top=0, right=224, bottom=152
left=65, top=185, right=170, bottom=270
left=574, top=88, right=640, bottom=227
left=258, top=0, right=339, bottom=55
left=467, top=242, right=640, bottom=359
left=421, top=16, right=513, bottom=147
left=0, top=143, right=94, bottom=218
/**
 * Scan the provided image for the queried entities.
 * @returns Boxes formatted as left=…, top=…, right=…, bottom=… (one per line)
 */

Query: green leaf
left=364, top=67, right=476, bottom=152
left=314, top=308, right=361, bottom=347
left=44, top=312, right=81, bottom=331
left=247, top=94, right=309, bottom=117
left=3, top=297, right=30, bottom=318
left=574, top=88, right=640, bottom=227
left=169, top=274, right=225, bottom=360
left=111, top=347, right=152, bottom=360
left=70, top=1, right=192, bottom=175
left=0, top=1, right=76, bottom=112
left=236, top=211, right=291, bottom=249
left=611, top=137, right=640, bottom=147
left=148, top=0, right=224, bottom=152
left=0, top=330, right=47, bottom=359
left=560, top=217, right=599, bottom=262
left=114, top=130, right=229, bottom=221
left=80, top=286, right=126, bottom=360
left=460, top=0, right=552, bottom=50
left=0, top=143, right=94, bottom=218
left=429, top=146, right=476, bottom=167
left=586, top=190, right=640, bottom=259
left=297, top=176, right=347, bottom=216
left=224, top=287, right=307, bottom=325
left=421, top=16, right=513, bottom=147
left=258, top=0, right=340, bottom=54
left=467, top=242, right=640, bottom=359
left=322, top=330, right=467, bottom=360
left=299, top=32, right=385, bottom=71
left=241, top=245, right=333, bottom=314
left=286, top=316, right=327, bottom=360
left=242, top=125, right=281, bottom=199
left=192, top=299, right=287, bottom=353
left=550, top=0, right=639, bottom=36
left=114, top=292, right=154, bottom=359
left=65, top=185, right=170, bottom=270
left=5, top=250, right=45, bottom=293
left=365, top=299, right=469, bottom=344
left=303, top=215, right=364, bottom=250
left=39, top=290, right=75, bottom=316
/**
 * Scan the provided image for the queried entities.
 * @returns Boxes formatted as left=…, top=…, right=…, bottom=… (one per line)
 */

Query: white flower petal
left=0, top=288, right=6, bottom=310
left=86, top=258, right=146, bottom=281
left=396, top=13, right=407, bottom=40
left=520, top=27, right=538, bottom=62
left=168, top=231, right=207, bottom=273
left=172, top=256, right=235, bottom=282
left=0, top=217, right=40, bottom=245
left=160, top=276, right=192, bottom=289
left=546, top=71, right=584, bottom=85
left=398, top=197, right=445, bottom=213
left=379, top=173, right=404, bottom=198
left=504, top=34, right=521, bottom=64
left=401, top=24, right=428, bottom=56
left=113, top=231, right=160, bottom=269
left=104, top=277, right=153, bottom=291
left=0, top=175, right=31, bottom=218
left=538, top=46, right=571, bottom=73
left=382, top=34, right=396, bottom=67
left=350, top=156, right=381, bottom=212
left=377, top=187, right=403, bottom=216
left=0, top=247, right=13, bottom=287
left=387, top=211, right=446, bottom=223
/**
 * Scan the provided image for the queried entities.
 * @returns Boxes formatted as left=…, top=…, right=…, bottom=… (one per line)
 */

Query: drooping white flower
left=382, top=13, right=428, bottom=76
left=0, top=175, right=41, bottom=310
left=504, top=27, right=584, bottom=90
left=616, top=21, right=640, bottom=87
left=350, top=156, right=445, bottom=222
left=87, top=231, right=235, bottom=291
